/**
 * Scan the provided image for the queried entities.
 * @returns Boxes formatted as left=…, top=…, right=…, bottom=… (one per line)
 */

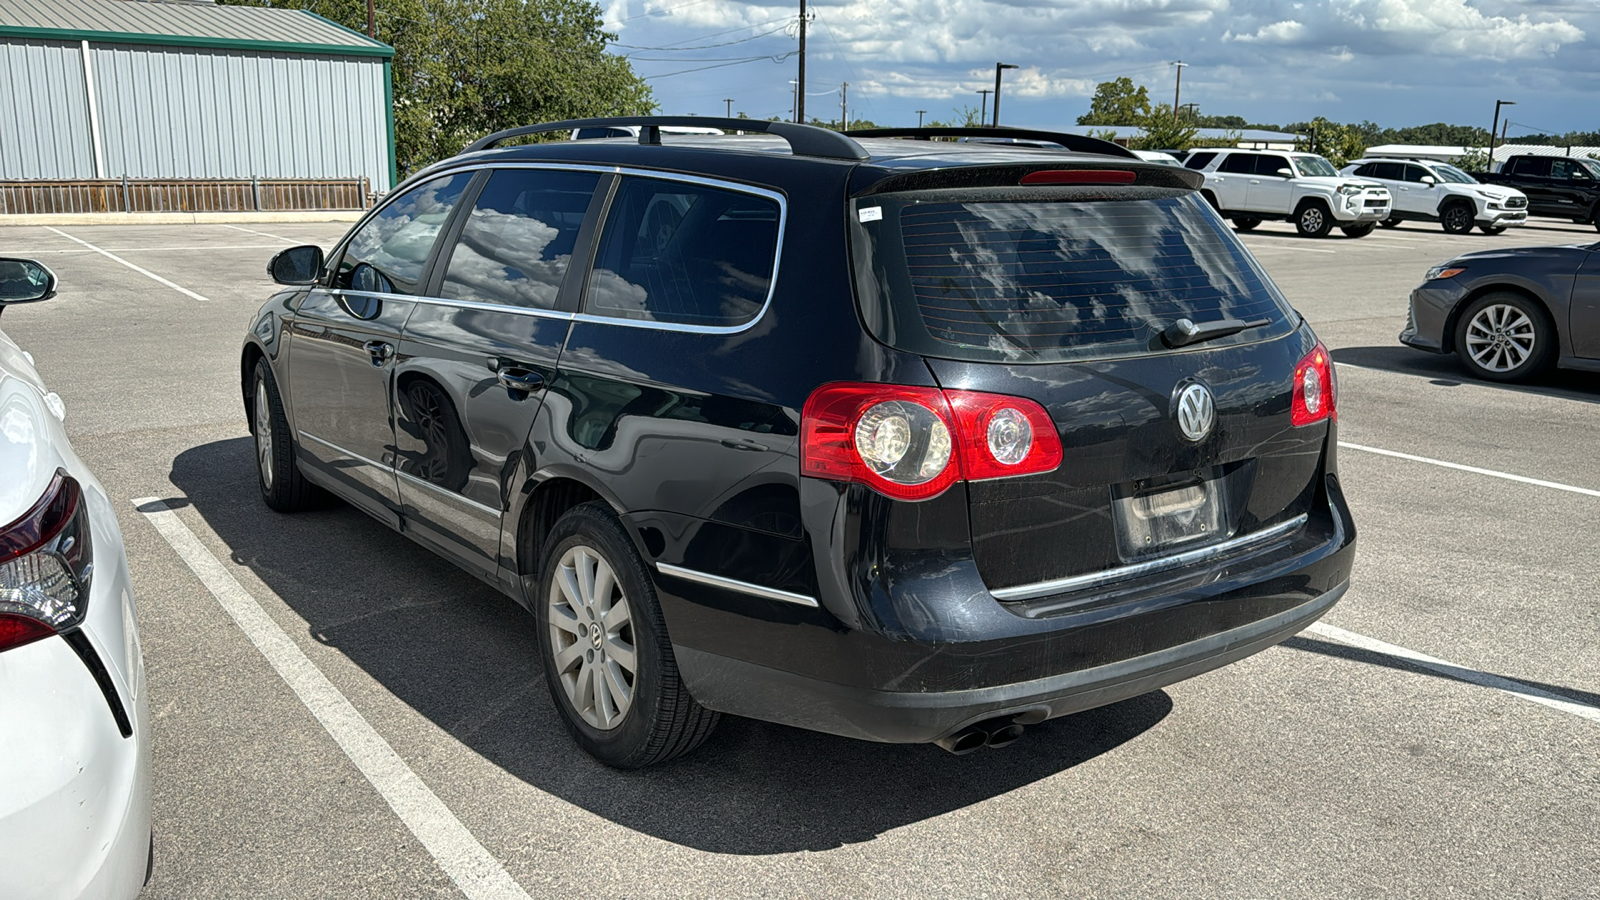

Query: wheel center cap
left=589, top=622, right=602, bottom=649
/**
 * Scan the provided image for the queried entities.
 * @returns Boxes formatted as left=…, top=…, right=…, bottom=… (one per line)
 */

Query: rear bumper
left=677, top=580, right=1345, bottom=743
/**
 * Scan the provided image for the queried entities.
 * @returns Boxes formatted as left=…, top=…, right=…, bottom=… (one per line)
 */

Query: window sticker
left=858, top=206, right=883, bottom=223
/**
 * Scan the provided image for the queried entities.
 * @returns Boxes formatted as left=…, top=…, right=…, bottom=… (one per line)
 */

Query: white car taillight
left=0, top=472, right=92, bottom=653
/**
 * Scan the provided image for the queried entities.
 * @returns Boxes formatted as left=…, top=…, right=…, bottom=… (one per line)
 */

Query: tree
left=1078, top=78, right=1151, bottom=126
left=1134, top=104, right=1199, bottom=151
left=1452, top=148, right=1491, bottom=172
left=1288, top=117, right=1365, bottom=166
left=219, top=0, right=653, bottom=175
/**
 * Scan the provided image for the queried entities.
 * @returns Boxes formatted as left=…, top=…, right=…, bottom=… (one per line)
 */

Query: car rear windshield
left=851, top=188, right=1296, bottom=363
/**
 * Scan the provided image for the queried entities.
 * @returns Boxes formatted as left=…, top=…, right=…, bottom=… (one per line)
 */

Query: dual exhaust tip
left=934, top=718, right=1027, bottom=755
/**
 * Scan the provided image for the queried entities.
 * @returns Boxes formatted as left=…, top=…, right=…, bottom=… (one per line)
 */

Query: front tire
left=1295, top=202, right=1333, bottom=238
left=1454, top=292, right=1554, bottom=383
left=1440, top=203, right=1475, bottom=234
left=1232, top=216, right=1262, bottom=231
left=535, top=502, right=718, bottom=768
left=1340, top=223, right=1376, bottom=237
left=252, top=358, right=321, bottom=512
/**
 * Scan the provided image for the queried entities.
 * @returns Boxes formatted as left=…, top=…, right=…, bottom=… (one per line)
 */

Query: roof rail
left=464, top=116, right=870, bottom=162
left=843, top=127, right=1138, bottom=160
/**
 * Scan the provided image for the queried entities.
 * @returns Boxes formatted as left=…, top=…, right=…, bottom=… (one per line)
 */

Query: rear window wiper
left=1158, top=316, right=1272, bottom=349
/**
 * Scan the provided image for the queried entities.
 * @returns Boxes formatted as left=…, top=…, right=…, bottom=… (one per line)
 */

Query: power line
left=612, top=19, right=793, bottom=51
left=644, top=52, right=798, bottom=80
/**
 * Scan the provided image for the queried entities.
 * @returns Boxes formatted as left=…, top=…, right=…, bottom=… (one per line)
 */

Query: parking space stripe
left=1338, top=441, right=1600, bottom=499
left=134, top=498, right=534, bottom=900
left=1242, top=243, right=1336, bottom=254
left=223, top=222, right=299, bottom=243
left=44, top=227, right=213, bottom=302
left=1307, top=622, right=1600, bottom=724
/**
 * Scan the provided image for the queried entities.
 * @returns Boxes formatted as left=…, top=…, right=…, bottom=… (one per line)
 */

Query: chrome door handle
left=1248, top=179, right=1261, bottom=184
left=363, top=340, right=394, bottom=366
left=497, top=367, right=545, bottom=393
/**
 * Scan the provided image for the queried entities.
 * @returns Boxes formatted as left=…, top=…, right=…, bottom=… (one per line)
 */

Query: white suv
left=1339, top=158, right=1529, bottom=235
left=1185, top=149, right=1392, bottom=237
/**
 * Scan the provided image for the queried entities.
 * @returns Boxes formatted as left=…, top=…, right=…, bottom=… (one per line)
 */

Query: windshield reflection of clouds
left=908, top=197, right=1280, bottom=361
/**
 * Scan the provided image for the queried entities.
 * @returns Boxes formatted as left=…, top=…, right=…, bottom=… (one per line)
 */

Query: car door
left=392, top=166, right=606, bottom=575
left=1207, top=153, right=1255, bottom=211
left=1508, top=157, right=1560, bottom=216
left=1247, top=154, right=1295, bottom=212
left=1396, top=163, right=1439, bottom=216
left=287, top=172, right=475, bottom=524
left=1549, top=159, right=1596, bottom=219
left=1572, top=251, right=1600, bottom=359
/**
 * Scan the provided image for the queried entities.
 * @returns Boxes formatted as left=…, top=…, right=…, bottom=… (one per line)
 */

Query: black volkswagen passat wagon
left=243, top=118, right=1355, bottom=767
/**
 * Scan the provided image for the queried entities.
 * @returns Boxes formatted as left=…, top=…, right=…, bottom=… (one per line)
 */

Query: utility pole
left=916, top=109, right=927, bottom=127
left=840, top=82, right=848, bottom=130
left=977, top=89, right=992, bottom=126
left=1181, top=102, right=1199, bottom=121
left=366, top=0, right=375, bottom=38
left=1489, top=99, right=1515, bottom=164
left=1171, top=60, right=1187, bottom=121
left=724, top=98, right=733, bottom=117
left=993, top=63, right=1018, bottom=126
left=796, top=0, right=807, bottom=123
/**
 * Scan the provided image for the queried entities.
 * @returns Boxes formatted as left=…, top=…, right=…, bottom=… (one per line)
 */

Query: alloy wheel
left=1444, top=206, right=1472, bottom=233
left=1464, top=304, right=1536, bottom=373
left=1300, top=207, right=1324, bottom=233
left=255, top=379, right=274, bottom=489
left=547, top=545, right=637, bottom=730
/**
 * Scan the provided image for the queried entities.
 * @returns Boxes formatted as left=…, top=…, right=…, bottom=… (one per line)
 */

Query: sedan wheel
left=1454, top=293, right=1553, bottom=382
left=255, top=380, right=274, bottom=491
left=547, top=545, right=637, bottom=731
left=252, top=358, right=321, bottom=511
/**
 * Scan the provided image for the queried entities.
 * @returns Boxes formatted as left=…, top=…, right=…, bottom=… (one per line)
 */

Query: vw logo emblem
left=1174, top=383, right=1215, bottom=442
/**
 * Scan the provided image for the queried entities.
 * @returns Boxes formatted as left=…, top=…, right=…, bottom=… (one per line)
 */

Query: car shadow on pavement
left=169, top=437, right=1171, bottom=855
left=1332, top=345, right=1600, bottom=404
left=1284, top=636, right=1600, bottom=710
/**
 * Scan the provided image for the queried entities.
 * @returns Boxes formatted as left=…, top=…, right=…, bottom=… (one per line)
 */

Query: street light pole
left=796, top=0, right=807, bottom=123
left=1489, top=99, right=1515, bottom=168
left=1171, top=60, right=1187, bottom=121
left=724, top=98, right=733, bottom=117
left=993, top=63, right=1018, bottom=127
left=916, top=109, right=927, bottom=127
left=976, top=89, right=992, bottom=125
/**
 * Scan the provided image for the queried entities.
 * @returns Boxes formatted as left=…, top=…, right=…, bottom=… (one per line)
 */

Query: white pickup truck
left=1184, top=149, right=1392, bottom=238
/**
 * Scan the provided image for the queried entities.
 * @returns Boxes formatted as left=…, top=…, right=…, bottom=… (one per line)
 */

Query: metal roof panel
left=0, top=0, right=391, bottom=57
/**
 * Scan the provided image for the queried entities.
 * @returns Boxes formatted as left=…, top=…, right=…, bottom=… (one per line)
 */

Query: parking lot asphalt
left=2, top=216, right=1596, bottom=899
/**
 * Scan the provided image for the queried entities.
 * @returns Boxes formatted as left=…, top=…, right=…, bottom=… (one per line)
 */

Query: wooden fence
left=0, top=177, right=372, bottom=215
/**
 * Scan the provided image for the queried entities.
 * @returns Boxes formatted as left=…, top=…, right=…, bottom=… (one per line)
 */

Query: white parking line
left=1338, top=441, right=1600, bottom=499
left=1307, top=622, right=1599, bottom=724
left=1242, top=242, right=1336, bottom=254
left=28, top=245, right=282, bottom=254
left=223, top=223, right=299, bottom=243
left=44, top=227, right=213, bottom=302
left=135, top=498, right=533, bottom=900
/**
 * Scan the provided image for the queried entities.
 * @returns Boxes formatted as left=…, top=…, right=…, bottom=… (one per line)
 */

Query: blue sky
left=601, top=0, right=1600, bottom=137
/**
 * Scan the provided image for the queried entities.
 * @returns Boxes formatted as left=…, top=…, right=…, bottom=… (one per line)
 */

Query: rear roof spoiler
left=464, top=116, right=870, bottom=162
left=843, top=127, right=1138, bottom=160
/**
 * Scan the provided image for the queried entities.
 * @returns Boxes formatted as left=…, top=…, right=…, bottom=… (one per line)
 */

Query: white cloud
left=1228, top=20, right=1309, bottom=43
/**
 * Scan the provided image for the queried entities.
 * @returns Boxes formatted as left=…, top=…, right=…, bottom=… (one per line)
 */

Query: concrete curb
left=0, top=211, right=365, bottom=227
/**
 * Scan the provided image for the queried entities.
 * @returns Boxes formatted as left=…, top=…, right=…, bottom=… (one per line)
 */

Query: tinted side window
left=1185, top=151, right=1216, bottom=170
left=1217, top=154, right=1256, bottom=174
left=584, top=177, right=780, bottom=328
left=1352, top=164, right=1377, bottom=178
left=439, top=169, right=600, bottom=309
left=1552, top=159, right=1591, bottom=180
left=1403, top=164, right=1432, bottom=183
left=337, top=173, right=473, bottom=295
left=1510, top=157, right=1550, bottom=177
left=1255, top=155, right=1291, bottom=176
left=1370, top=162, right=1404, bottom=181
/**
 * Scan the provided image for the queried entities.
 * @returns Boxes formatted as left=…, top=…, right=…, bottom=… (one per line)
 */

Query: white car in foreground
left=0, top=259, right=151, bottom=899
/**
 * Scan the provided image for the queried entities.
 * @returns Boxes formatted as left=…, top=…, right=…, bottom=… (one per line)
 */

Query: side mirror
left=269, top=245, right=325, bottom=285
left=0, top=258, right=57, bottom=305
left=1276, top=167, right=1293, bottom=177
left=1420, top=175, right=1436, bottom=185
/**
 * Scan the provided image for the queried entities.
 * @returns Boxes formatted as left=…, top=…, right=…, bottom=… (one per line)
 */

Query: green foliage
left=219, top=0, right=653, bottom=175
left=1289, top=117, right=1366, bottom=167
left=1134, top=105, right=1199, bottom=151
left=1078, top=78, right=1151, bottom=126
left=1452, top=148, right=1491, bottom=172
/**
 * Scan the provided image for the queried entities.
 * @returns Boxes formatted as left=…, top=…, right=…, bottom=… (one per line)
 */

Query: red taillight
left=1291, top=342, right=1337, bottom=427
left=0, top=472, right=90, bottom=653
left=1020, top=169, right=1138, bottom=185
left=801, top=384, right=1063, bottom=500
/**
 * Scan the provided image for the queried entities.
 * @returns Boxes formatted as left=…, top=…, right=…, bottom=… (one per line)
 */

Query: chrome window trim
left=395, top=469, right=503, bottom=517
left=990, top=514, right=1310, bottom=603
left=655, top=563, right=819, bottom=608
left=407, top=161, right=788, bottom=336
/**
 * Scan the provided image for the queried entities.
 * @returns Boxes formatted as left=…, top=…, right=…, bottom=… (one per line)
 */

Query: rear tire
left=1440, top=202, right=1475, bottom=234
left=1232, top=216, right=1262, bottom=231
left=535, top=502, right=718, bottom=768
left=1294, top=202, right=1333, bottom=238
left=1453, top=292, right=1554, bottom=383
left=252, top=358, right=321, bottom=512
left=1340, top=223, right=1376, bottom=238
left=1379, top=217, right=1401, bottom=229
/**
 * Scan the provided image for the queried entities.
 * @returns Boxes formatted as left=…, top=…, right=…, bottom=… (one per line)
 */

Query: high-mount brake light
left=1020, top=170, right=1138, bottom=186
left=0, top=471, right=92, bottom=653
left=1290, top=342, right=1337, bottom=427
left=802, top=384, right=1063, bottom=500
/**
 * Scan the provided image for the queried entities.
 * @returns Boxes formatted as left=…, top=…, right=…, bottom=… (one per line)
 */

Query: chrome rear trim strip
left=655, top=563, right=819, bottom=608
left=990, top=514, right=1310, bottom=603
